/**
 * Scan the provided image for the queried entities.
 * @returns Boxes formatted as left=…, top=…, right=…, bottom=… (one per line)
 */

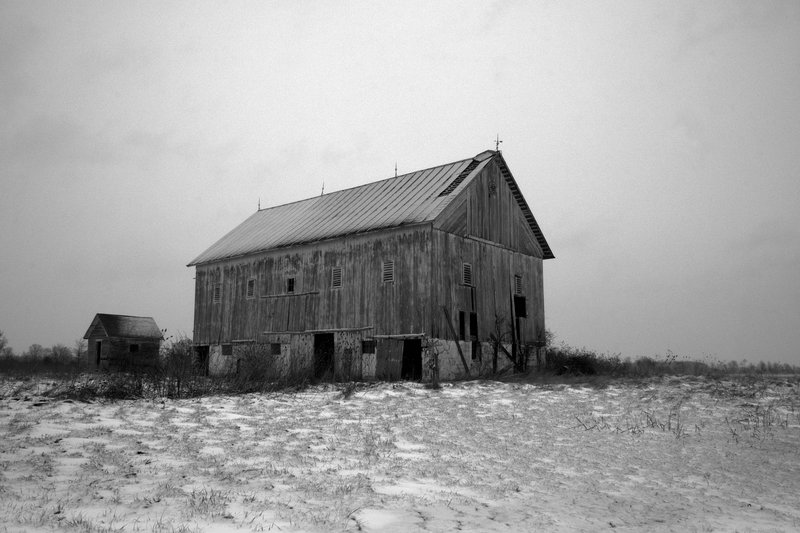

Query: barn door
left=314, top=333, right=335, bottom=380
left=376, top=339, right=403, bottom=380
left=401, top=339, right=422, bottom=380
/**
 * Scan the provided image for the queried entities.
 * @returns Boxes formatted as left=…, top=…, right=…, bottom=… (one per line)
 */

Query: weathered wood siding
left=87, top=336, right=160, bottom=371
left=428, top=157, right=546, bottom=351
left=429, top=157, right=546, bottom=350
left=192, top=225, right=433, bottom=345
left=375, top=339, right=404, bottom=380
left=429, top=229, right=544, bottom=347
left=435, top=158, right=543, bottom=257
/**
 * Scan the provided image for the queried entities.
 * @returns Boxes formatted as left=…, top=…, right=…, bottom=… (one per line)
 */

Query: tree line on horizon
left=1, top=328, right=798, bottom=377
left=0, top=329, right=88, bottom=371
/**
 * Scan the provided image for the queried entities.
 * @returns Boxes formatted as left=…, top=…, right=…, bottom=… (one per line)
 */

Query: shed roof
left=83, top=314, right=162, bottom=340
left=188, top=150, right=552, bottom=266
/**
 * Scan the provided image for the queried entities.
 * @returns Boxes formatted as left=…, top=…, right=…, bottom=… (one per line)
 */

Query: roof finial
left=321, top=181, right=325, bottom=196
left=258, top=197, right=261, bottom=211
left=495, top=134, right=503, bottom=152
left=394, top=162, right=397, bottom=178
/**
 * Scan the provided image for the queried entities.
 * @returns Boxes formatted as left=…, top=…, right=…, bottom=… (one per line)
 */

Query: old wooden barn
left=83, top=314, right=162, bottom=371
left=188, top=150, right=554, bottom=380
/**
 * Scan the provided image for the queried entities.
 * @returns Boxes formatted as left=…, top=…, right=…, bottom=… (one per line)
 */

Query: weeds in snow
left=185, top=487, right=232, bottom=519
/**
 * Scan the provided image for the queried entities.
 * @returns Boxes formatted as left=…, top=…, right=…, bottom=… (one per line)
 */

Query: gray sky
left=2, top=1, right=799, bottom=365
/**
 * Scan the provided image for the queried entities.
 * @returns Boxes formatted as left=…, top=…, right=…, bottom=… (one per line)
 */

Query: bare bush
left=225, top=343, right=279, bottom=392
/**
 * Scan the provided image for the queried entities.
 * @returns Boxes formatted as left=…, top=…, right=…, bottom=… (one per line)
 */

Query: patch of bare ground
left=1, top=375, right=798, bottom=532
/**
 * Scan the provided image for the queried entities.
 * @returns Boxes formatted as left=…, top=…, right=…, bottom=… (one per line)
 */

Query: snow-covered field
left=1, top=376, right=799, bottom=532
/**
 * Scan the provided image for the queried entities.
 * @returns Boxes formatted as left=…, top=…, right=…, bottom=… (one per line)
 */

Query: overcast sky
left=2, top=1, right=799, bottom=365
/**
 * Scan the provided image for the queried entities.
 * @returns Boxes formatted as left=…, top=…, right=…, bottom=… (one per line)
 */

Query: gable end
left=496, top=156, right=554, bottom=259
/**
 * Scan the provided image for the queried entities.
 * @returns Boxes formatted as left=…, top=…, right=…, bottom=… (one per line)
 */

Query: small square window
left=129, top=344, right=139, bottom=353
left=331, top=267, right=343, bottom=289
left=462, top=263, right=473, bottom=286
left=382, top=260, right=395, bottom=283
left=270, top=343, right=282, bottom=356
left=246, top=278, right=256, bottom=299
left=286, top=277, right=295, bottom=294
left=221, top=344, right=233, bottom=356
left=362, top=340, right=376, bottom=354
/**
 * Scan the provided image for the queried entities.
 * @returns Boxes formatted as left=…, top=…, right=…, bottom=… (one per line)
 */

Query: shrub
left=225, top=343, right=278, bottom=392
left=543, top=337, right=800, bottom=379
left=158, top=335, right=206, bottom=398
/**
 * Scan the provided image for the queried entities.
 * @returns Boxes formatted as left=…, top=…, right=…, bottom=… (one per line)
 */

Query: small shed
left=83, top=314, right=162, bottom=371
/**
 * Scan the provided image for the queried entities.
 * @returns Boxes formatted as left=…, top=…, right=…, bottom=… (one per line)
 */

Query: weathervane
left=495, top=134, right=503, bottom=151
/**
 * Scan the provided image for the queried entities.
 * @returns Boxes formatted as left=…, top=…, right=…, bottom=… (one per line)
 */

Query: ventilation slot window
left=213, top=283, right=222, bottom=303
left=382, top=260, right=395, bottom=283
left=286, top=277, right=295, bottom=294
left=462, top=263, right=473, bottom=286
left=246, top=278, right=256, bottom=299
left=331, top=267, right=343, bottom=289
left=514, top=275, right=523, bottom=295
left=438, top=159, right=480, bottom=196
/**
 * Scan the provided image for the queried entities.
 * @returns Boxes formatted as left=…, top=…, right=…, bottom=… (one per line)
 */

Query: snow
left=0, top=376, right=799, bottom=531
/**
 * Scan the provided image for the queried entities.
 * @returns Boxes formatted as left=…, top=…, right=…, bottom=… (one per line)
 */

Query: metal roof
left=83, top=314, right=162, bottom=340
left=188, top=150, right=553, bottom=266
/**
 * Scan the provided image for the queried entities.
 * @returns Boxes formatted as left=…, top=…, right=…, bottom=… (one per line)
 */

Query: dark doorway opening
left=95, top=341, right=102, bottom=369
left=401, top=339, right=422, bottom=380
left=314, top=333, right=335, bottom=380
left=513, top=295, right=527, bottom=318
left=195, top=345, right=210, bottom=376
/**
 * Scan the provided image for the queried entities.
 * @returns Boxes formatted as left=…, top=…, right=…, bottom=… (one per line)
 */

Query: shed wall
left=87, top=336, right=160, bottom=371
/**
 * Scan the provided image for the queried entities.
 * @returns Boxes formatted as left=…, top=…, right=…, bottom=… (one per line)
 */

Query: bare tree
left=50, top=344, right=73, bottom=364
left=0, top=330, right=13, bottom=358
left=24, top=343, right=50, bottom=361
left=74, top=338, right=87, bottom=362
